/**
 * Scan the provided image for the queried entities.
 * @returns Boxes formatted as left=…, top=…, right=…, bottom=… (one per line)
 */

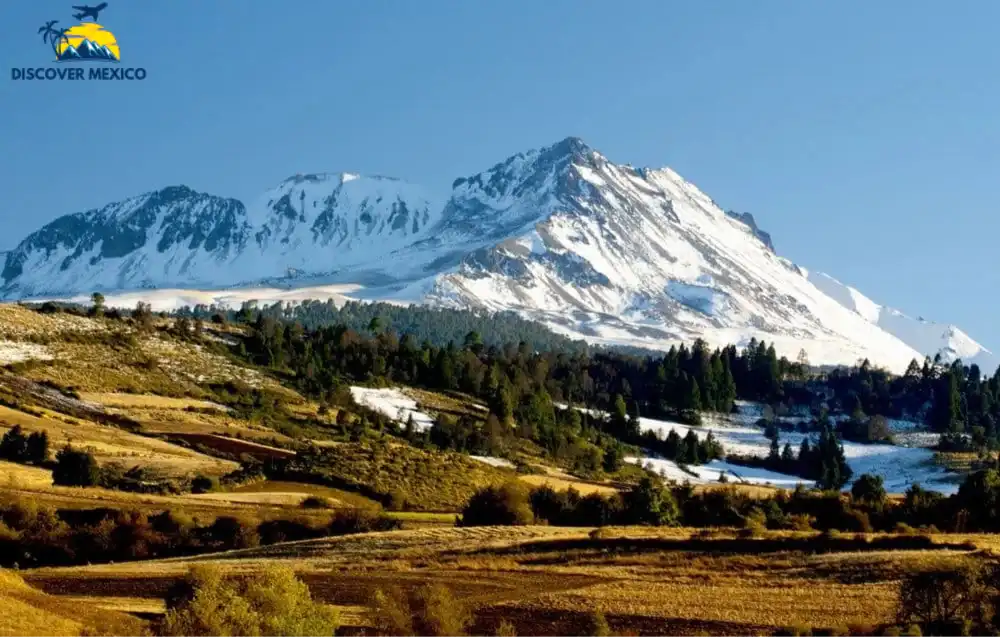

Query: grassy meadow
left=15, top=525, right=994, bottom=636
left=0, top=303, right=994, bottom=636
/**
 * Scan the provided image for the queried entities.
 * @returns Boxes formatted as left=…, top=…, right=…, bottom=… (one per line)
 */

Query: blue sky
left=1, top=1, right=997, bottom=346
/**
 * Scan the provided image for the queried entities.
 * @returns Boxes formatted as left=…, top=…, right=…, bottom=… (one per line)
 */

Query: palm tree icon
left=37, top=20, right=71, bottom=58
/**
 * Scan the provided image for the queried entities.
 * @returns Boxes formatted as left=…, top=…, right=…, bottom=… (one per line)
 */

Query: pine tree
left=718, top=356, right=738, bottom=413
left=931, top=371, right=965, bottom=433
left=612, top=394, right=629, bottom=435
left=781, top=442, right=795, bottom=465
left=687, top=377, right=702, bottom=411
left=490, top=380, right=515, bottom=426
left=768, top=435, right=780, bottom=463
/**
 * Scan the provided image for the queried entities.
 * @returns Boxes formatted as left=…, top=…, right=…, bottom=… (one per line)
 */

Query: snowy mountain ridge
left=806, top=271, right=996, bottom=372
left=4, top=137, right=993, bottom=373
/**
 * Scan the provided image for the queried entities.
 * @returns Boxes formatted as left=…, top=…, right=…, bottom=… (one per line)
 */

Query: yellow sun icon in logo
left=55, top=22, right=119, bottom=62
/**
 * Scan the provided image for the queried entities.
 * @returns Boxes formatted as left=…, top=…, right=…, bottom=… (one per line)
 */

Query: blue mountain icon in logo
left=58, top=37, right=118, bottom=61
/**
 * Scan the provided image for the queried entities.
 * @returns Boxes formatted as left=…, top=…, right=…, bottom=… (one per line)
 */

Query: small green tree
left=459, top=482, right=534, bottom=526
left=52, top=445, right=99, bottom=486
left=851, top=473, right=888, bottom=508
left=91, top=292, right=106, bottom=317
left=160, top=564, right=339, bottom=636
left=190, top=474, right=218, bottom=494
left=495, top=619, right=517, bottom=636
left=602, top=444, right=623, bottom=474
left=587, top=610, right=610, bottom=637
left=0, top=426, right=29, bottom=462
left=25, top=431, right=49, bottom=465
left=622, top=476, right=679, bottom=526
left=412, top=583, right=472, bottom=636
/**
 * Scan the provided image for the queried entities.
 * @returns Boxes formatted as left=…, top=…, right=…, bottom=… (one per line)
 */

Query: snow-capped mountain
left=4, top=137, right=993, bottom=373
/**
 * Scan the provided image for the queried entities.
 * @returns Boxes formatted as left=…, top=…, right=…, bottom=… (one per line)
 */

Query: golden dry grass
left=0, top=479, right=335, bottom=525
left=518, top=474, right=619, bottom=496
left=0, top=305, right=107, bottom=340
left=77, top=392, right=227, bottom=411
left=187, top=491, right=326, bottom=506
left=229, top=480, right=382, bottom=510
left=0, top=569, right=146, bottom=637
left=0, top=404, right=236, bottom=478
left=403, top=387, right=489, bottom=418
left=0, top=304, right=294, bottom=401
left=0, top=460, right=53, bottom=489
left=24, top=526, right=991, bottom=636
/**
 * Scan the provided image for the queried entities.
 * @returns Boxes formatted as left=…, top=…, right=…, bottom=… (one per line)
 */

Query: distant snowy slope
left=807, top=272, right=997, bottom=372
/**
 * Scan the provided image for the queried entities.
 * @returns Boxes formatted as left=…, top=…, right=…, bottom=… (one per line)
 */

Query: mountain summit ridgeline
left=4, top=138, right=993, bottom=372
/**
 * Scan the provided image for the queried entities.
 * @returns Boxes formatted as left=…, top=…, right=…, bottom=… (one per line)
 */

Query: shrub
left=327, top=509, right=402, bottom=535
left=160, top=564, right=339, bottom=636
left=0, top=426, right=29, bottom=461
left=851, top=474, right=887, bottom=507
left=368, top=583, right=471, bottom=636
left=495, top=619, right=517, bottom=636
left=386, top=489, right=408, bottom=511
left=622, top=476, right=678, bottom=526
left=299, top=496, right=331, bottom=509
left=25, top=431, right=49, bottom=464
left=412, top=583, right=472, bottom=636
left=203, top=516, right=259, bottom=550
left=369, top=585, right=413, bottom=636
left=742, top=508, right=768, bottom=536
left=776, top=624, right=813, bottom=636
left=53, top=445, right=100, bottom=487
left=587, top=610, right=610, bottom=637
left=190, top=475, right=218, bottom=494
left=896, top=565, right=987, bottom=632
left=460, top=482, right=534, bottom=526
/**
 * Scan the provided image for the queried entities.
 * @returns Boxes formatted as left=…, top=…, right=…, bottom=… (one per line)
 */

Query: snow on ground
left=631, top=403, right=960, bottom=494
left=48, top=284, right=365, bottom=313
left=349, top=386, right=435, bottom=431
left=629, top=456, right=807, bottom=488
left=0, top=341, right=53, bottom=364
left=469, top=455, right=516, bottom=469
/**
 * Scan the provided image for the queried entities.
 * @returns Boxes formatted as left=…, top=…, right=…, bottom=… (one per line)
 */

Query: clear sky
left=2, top=1, right=997, bottom=346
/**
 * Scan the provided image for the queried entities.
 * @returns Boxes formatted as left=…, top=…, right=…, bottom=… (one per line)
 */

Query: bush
left=495, top=619, right=517, bottom=636
left=622, top=476, right=678, bottom=526
left=369, top=585, right=413, bottom=636
left=53, top=445, right=100, bottom=487
left=299, top=496, right=331, bottom=509
left=896, top=565, right=987, bottom=632
left=412, top=583, right=472, bottom=636
left=776, top=624, right=813, bottom=636
left=587, top=610, right=610, bottom=637
left=190, top=475, right=218, bottom=494
left=0, top=427, right=48, bottom=465
left=460, top=482, right=534, bottom=526
left=368, top=583, right=471, bottom=636
left=160, top=564, right=339, bottom=636
left=851, top=474, right=887, bottom=507
left=203, top=516, right=259, bottom=550
left=326, top=509, right=402, bottom=535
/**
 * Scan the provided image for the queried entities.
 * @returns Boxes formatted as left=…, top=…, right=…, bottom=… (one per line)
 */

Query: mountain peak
left=542, top=136, right=593, bottom=157
left=4, top=138, right=993, bottom=373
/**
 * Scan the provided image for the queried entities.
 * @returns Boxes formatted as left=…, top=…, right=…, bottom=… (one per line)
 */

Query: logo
left=12, top=3, right=146, bottom=81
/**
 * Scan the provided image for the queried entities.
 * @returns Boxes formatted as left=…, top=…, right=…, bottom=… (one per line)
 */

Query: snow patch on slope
left=632, top=403, right=958, bottom=493
left=349, top=387, right=434, bottom=431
